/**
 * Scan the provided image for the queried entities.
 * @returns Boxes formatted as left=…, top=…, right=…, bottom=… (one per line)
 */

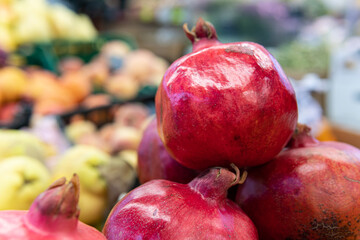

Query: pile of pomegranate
left=102, top=18, right=360, bottom=240
left=2, top=17, right=360, bottom=240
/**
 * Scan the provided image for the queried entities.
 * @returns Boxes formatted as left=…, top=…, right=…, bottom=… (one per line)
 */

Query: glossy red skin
left=236, top=141, right=360, bottom=240
left=137, top=117, right=199, bottom=184
left=156, top=42, right=298, bottom=170
left=104, top=168, right=258, bottom=240
left=0, top=210, right=106, bottom=240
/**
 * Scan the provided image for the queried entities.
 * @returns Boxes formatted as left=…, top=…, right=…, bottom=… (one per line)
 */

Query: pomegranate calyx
left=183, top=17, right=218, bottom=43
left=295, top=123, right=311, bottom=135
left=25, top=174, right=80, bottom=232
left=288, top=123, right=319, bottom=148
left=39, top=174, right=80, bottom=218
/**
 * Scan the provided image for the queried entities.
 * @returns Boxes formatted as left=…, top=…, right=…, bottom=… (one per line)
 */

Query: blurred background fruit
left=0, top=156, right=50, bottom=210
left=0, top=66, right=27, bottom=103
left=51, top=145, right=111, bottom=225
left=0, top=129, right=54, bottom=162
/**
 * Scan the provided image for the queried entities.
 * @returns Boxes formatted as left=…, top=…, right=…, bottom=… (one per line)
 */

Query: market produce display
left=0, top=40, right=168, bottom=122
left=0, top=103, right=148, bottom=227
left=0, top=174, right=106, bottom=239
left=155, top=18, right=298, bottom=170
left=101, top=18, right=360, bottom=240
left=0, top=3, right=359, bottom=238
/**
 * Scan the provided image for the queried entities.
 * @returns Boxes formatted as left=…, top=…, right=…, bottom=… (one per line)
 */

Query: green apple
left=0, top=156, right=50, bottom=210
left=51, top=145, right=110, bottom=225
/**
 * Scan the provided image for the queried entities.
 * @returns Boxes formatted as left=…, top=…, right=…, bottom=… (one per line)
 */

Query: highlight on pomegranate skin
left=155, top=18, right=298, bottom=170
left=0, top=174, right=107, bottom=240
left=103, top=166, right=258, bottom=240
left=236, top=124, right=360, bottom=240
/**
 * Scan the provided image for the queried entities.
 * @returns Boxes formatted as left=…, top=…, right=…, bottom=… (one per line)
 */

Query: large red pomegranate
left=137, top=117, right=199, bottom=184
left=103, top=166, right=258, bottom=240
left=155, top=18, right=298, bottom=170
left=236, top=124, right=360, bottom=239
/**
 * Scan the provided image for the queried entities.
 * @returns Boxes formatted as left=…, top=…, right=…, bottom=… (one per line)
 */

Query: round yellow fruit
left=0, top=156, right=50, bottom=210
left=51, top=145, right=111, bottom=225
left=0, top=129, right=54, bottom=162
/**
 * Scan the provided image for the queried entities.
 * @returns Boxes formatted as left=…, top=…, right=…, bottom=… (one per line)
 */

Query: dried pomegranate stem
left=230, top=163, right=248, bottom=186
left=183, top=17, right=218, bottom=43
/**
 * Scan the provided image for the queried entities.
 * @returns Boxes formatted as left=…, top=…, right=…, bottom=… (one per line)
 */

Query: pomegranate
left=236, top=124, right=360, bottom=239
left=137, top=117, right=199, bottom=184
left=103, top=166, right=258, bottom=240
left=155, top=18, right=298, bottom=170
left=0, top=174, right=106, bottom=240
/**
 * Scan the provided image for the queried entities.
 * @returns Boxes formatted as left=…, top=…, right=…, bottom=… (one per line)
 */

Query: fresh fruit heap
left=0, top=41, right=168, bottom=120
left=103, top=18, right=360, bottom=240
left=0, top=126, right=138, bottom=228
left=0, top=0, right=97, bottom=51
left=1, top=18, right=360, bottom=240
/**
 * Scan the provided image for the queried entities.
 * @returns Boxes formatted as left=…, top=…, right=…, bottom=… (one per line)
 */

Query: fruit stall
left=1, top=0, right=360, bottom=239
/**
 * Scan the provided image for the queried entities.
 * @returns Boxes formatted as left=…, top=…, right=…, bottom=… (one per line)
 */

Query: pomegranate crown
left=287, top=123, right=319, bottom=148
left=25, top=174, right=81, bottom=233
left=183, top=17, right=218, bottom=43
left=39, top=174, right=80, bottom=218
